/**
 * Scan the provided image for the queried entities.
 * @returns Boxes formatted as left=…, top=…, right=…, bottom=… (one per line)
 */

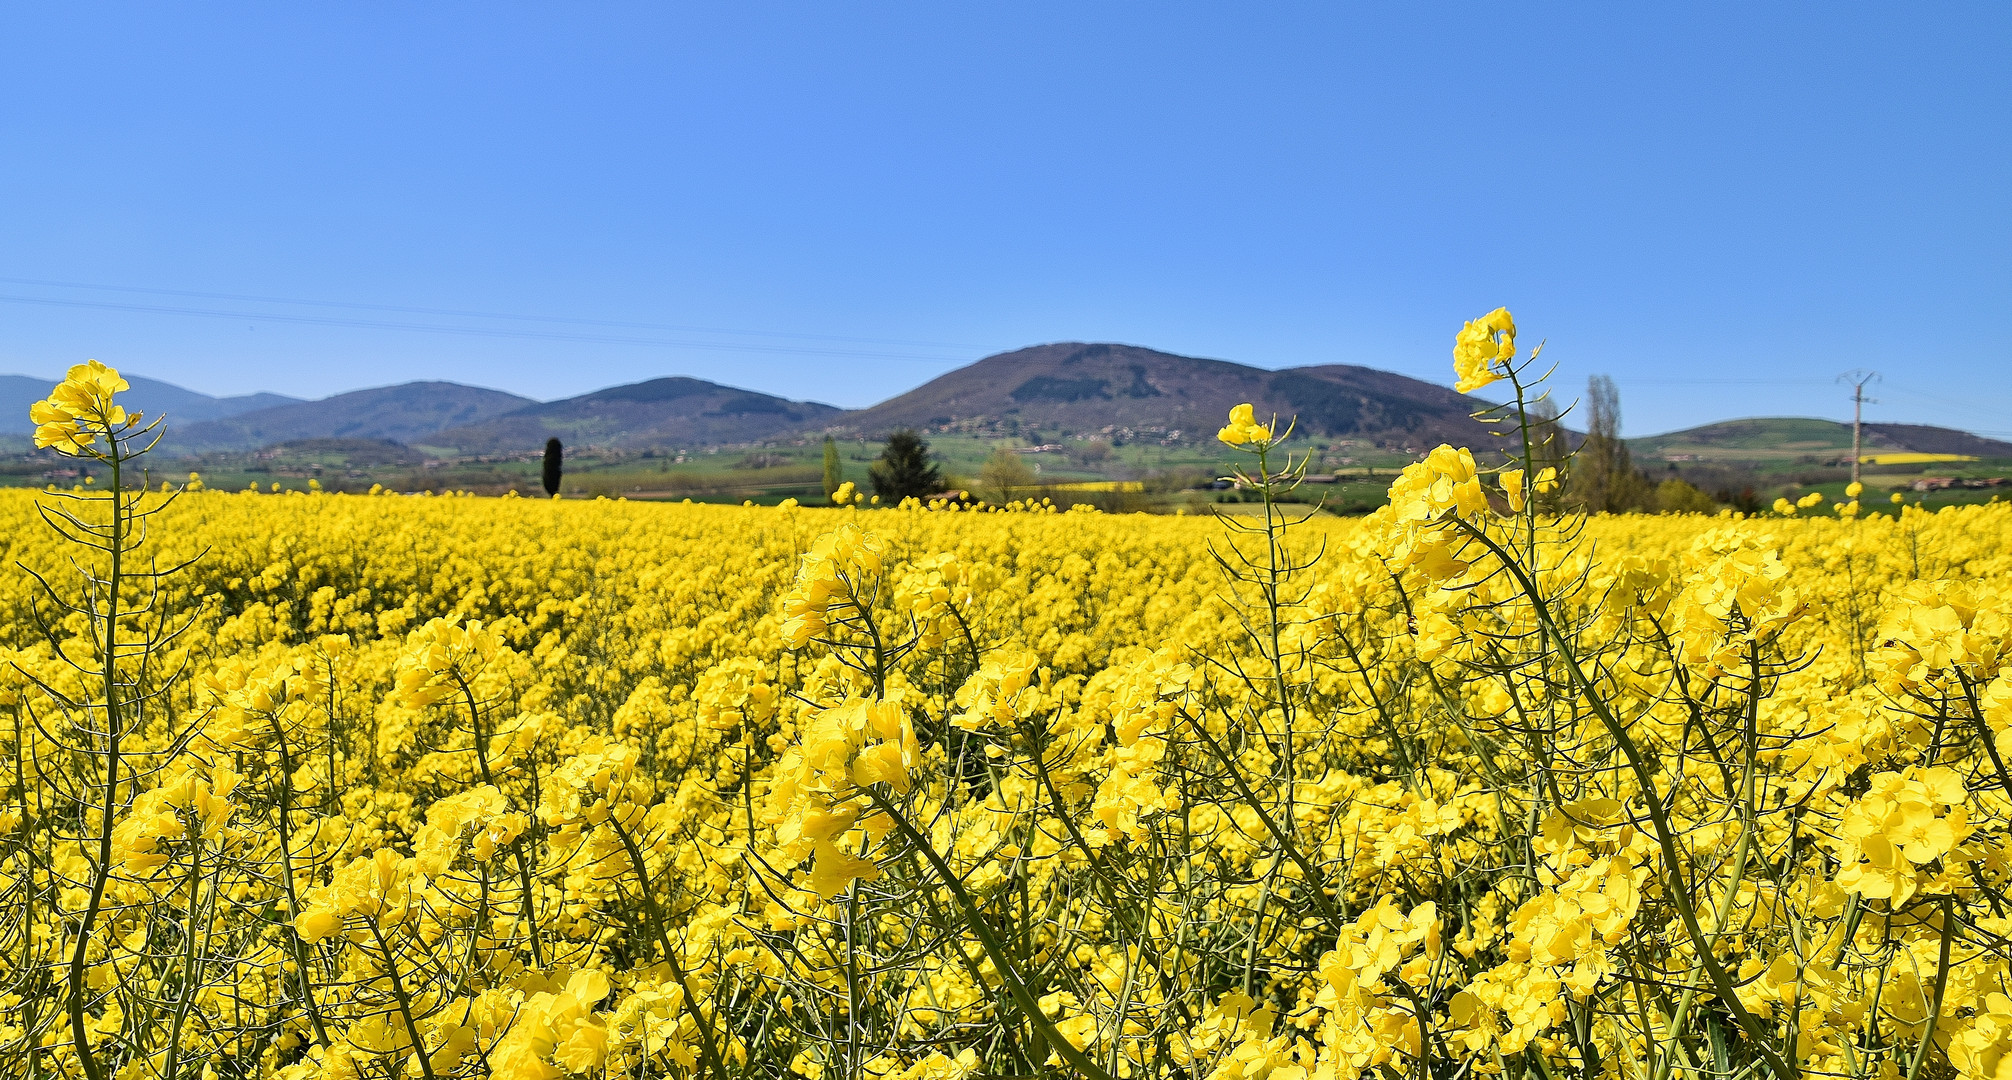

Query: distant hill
left=0, top=373, right=300, bottom=434
left=1862, top=423, right=2012, bottom=459
left=169, top=382, right=535, bottom=454
left=821, top=342, right=1496, bottom=451
left=1633, top=417, right=2012, bottom=461
left=430, top=377, right=842, bottom=452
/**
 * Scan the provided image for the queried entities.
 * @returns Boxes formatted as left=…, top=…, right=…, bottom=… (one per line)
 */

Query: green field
left=0, top=431, right=1422, bottom=513
left=10, top=421, right=2009, bottom=518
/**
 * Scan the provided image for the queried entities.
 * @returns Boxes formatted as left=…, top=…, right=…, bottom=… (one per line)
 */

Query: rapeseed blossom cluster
left=9, top=328, right=2012, bottom=1080
left=1217, top=404, right=1274, bottom=447
left=780, top=523, right=883, bottom=649
left=28, top=359, right=140, bottom=452
left=1453, top=306, right=1516, bottom=394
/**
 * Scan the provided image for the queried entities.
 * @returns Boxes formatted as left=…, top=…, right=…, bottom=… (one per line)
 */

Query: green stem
left=1904, top=898, right=1955, bottom=1080
left=366, top=916, right=439, bottom=1080
left=869, top=789, right=1117, bottom=1080
left=161, top=821, right=207, bottom=1080
left=458, top=674, right=543, bottom=968
left=606, top=814, right=726, bottom=1080
left=1453, top=518, right=1795, bottom=1080
left=66, top=443, right=123, bottom=1080
left=275, top=725, right=332, bottom=1048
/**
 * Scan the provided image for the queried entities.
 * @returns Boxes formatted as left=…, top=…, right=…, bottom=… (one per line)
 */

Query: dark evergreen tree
left=542, top=437, right=563, bottom=496
left=822, top=436, right=843, bottom=502
left=869, top=429, right=943, bottom=502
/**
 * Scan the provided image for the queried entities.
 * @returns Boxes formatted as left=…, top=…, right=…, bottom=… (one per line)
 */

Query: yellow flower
left=392, top=616, right=508, bottom=709
left=1501, top=469, right=1527, bottom=512
left=1833, top=768, right=1971, bottom=903
left=951, top=646, right=1040, bottom=730
left=1217, top=403, right=1273, bottom=447
left=29, top=359, right=140, bottom=453
left=1845, top=481, right=1864, bottom=498
left=780, top=523, right=884, bottom=648
left=805, top=838, right=882, bottom=898
left=1951, top=994, right=2012, bottom=1080
left=1386, top=446, right=1490, bottom=524
left=293, top=907, right=345, bottom=943
left=1452, top=308, right=1515, bottom=394
left=850, top=741, right=913, bottom=788
left=764, top=690, right=920, bottom=894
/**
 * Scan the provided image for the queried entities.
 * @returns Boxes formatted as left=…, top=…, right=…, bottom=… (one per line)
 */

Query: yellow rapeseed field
left=1859, top=453, right=1979, bottom=467
left=7, top=321, right=2012, bottom=1080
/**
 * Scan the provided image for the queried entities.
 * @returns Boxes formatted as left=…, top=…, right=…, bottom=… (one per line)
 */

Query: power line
left=1880, top=381, right=2012, bottom=421
left=0, top=280, right=1241, bottom=372
left=0, top=286, right=1324, bottom=374
left=0, top=274, right=983, bottom=352
left=1623, top=377, right=1832, bottom=386
left=0, top=292, right=977, bottom=365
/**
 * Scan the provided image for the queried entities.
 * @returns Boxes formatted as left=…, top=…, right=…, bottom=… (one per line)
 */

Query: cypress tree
left=869, top=429, right=943, bottom=502
left=822, top=436, right=842, bottom=502
left=542, top=437, right=563, bottom=496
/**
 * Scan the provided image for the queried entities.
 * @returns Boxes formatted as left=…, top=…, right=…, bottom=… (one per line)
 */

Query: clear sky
left=1, top=4, right=2006, bottom=436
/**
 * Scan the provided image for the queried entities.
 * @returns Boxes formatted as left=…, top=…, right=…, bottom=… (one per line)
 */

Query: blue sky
left=1, top=4, right=2005, bottom=436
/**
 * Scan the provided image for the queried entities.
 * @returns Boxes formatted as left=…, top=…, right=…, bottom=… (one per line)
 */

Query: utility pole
left=1837, top=370, right=1880, bottom=486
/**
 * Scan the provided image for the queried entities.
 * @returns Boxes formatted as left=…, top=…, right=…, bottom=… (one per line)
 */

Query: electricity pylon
left=1838, top=370, right=1880, bottom=486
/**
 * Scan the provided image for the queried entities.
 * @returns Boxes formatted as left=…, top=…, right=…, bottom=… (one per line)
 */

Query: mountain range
left=5, top=344, right=2008, bottom=460
left=0, top=373, right=299, bottom=433
left=165, top=383, right=536, bottom=454
left=431, top=377, right=844, bottom=453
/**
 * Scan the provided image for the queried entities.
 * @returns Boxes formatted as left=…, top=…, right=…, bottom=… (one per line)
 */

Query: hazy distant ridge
left=0, top=373, right=301, bottom=434
left=434, top=377, right=842, bottom=452
left=169, top=382, right=536, bottom=453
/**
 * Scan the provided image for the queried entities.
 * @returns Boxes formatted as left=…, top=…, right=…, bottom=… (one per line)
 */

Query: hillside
left=1862, top=423, right=2012, bottom=459
left=430, top=377, right=842, bottom=452
left=1633, top=417, right=2012, bottom=462
left=169, top=382, right=535, bottom=454
left=822, top=342, right=1496, bottom=451
left=0, top=373, right=299, bottom=434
